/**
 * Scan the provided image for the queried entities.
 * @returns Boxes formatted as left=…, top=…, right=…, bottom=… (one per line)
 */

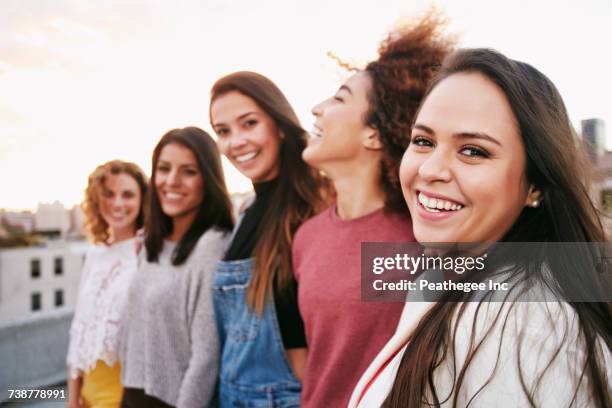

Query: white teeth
left=165, top=192, right=183, bottom=200
left=418, top=192, right=428, bottom=206
left=236, top=151, right=258, bottom=163
left=418, top=192, right=463, bottom=212
left=424, top=206, right=441, bottom=213
left=310, top=129, right=323, bottom=138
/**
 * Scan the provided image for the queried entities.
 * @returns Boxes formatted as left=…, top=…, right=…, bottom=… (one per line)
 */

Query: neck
left=109, top=226, right=135, bottom=243
left=169, top=211, right=197, bottom=242
left=328, top=158, right=385, bottom=219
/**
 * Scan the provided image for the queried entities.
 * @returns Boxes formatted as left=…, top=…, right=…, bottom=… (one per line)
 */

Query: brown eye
left=410, top=136, right=434, bottom=148
left=459, top=145, right=490, bottom=158
left=244, top=119, right=258, bottom=128
left=183, top=167, right=199, bottom=176
left=216, top=128, right=229, bottom=137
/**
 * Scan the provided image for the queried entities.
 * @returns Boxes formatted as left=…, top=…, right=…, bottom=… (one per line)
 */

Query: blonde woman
left=67, top=160, right=148, bottom=408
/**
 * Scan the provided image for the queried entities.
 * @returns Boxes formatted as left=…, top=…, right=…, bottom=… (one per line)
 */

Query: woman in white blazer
left=350, top=48, right=611, bottom=408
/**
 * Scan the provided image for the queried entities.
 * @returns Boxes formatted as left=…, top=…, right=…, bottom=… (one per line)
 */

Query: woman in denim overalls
left=209, top=71, right=328, bottom=407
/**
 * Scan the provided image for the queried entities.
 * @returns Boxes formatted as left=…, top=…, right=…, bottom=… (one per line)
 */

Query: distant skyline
left=1, top=0, right=611, bottom=210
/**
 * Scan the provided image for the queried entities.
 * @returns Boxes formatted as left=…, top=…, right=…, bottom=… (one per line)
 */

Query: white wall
left=0, top=241, right=90, bottom=323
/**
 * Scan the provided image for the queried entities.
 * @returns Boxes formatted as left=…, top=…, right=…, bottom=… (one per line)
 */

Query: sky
left=1, top=0, right=611, bottom=210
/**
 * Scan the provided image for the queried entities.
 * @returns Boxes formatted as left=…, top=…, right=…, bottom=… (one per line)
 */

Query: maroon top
left=293, top=205, right=415, bottom=408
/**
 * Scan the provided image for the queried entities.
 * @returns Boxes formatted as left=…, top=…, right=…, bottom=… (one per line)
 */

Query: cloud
left=0, top=0, right=197, bottom=72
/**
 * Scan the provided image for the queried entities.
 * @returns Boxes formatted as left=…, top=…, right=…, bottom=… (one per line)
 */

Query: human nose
left=167, top=168, right=181, bottom=186
left=311, top=99, right=325, bottom=118
left=417, top=148, right=452, bottom=183
left=229, top=133, right=248, bottom=150
left=110, top=195, right=125, bottom=208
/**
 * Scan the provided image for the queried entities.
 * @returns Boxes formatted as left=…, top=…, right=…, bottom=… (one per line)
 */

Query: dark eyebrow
left=212, top=111, right=258, bottom=128
left=237, top=111, right=258, bottom=120
left=454, top=132, right=502, bottom=147
left=157, top=160, right=198, bottom=168
left=338, top=85, right=353, bottom=95
left=412, top=124, right=502, bottom=147
left=412, top=124, right=434, bottom=134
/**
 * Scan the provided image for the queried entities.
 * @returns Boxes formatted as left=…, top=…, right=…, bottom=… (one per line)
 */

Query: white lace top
left=66, top=238, right=138, bottom=379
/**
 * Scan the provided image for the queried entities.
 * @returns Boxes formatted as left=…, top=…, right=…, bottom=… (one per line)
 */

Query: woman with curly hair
left=67, top=160, right=148, bottom=408
left=291, top=13, right=454, bottom=407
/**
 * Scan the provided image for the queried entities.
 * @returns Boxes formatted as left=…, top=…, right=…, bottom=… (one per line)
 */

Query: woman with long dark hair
left=350, top=48, right=612, bottom=407
left=292, top=14, right=453, bottom=408
left=209, top=72, right=327, bottom=407
left=120, top=127, right=233, bottom=408
left=67, top=160, right=147, bottom=408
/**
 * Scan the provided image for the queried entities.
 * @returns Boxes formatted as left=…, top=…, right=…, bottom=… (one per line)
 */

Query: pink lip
left=414, top=190, right=464, bottom=221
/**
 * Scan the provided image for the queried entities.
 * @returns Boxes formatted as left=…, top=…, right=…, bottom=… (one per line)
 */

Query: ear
left=362, top=128, right=383, bottom=150
left=525, top=185, right=542, bottom=208
left=279, top=130, right=286, bottom=140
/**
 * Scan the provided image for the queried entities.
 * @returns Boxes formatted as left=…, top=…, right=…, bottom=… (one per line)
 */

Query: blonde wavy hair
left=81, top=160, right=148, bottom=244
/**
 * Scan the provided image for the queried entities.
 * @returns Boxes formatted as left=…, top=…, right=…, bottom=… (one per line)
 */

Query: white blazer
left=348, top=301, right=434, bottom=408
left=349, top=300, right=609, bottom=407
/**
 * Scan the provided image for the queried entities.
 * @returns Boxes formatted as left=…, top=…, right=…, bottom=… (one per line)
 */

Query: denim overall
left=213, top=211, right=301, bottom=407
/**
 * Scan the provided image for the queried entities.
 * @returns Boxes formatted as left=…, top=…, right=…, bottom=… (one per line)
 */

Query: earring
left=531, top=199, right=540, bottom=208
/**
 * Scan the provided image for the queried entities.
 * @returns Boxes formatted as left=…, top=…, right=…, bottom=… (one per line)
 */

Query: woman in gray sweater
left=120, top=127, right=234, bottom=408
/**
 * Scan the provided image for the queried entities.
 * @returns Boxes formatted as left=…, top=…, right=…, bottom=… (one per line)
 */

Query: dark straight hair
left=210, top=72, right=328, bottom=314
left=144, top=127, right=234, bottom=265
left=385, top=49, right=611, bottom=407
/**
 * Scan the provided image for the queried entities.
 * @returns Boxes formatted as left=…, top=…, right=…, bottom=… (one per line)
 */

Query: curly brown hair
left=363, top=11, right=455, bottom=213
left=81, top=160, right=148, bottom=244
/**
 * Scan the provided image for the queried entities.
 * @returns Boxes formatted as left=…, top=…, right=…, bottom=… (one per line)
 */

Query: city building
left=0, top=210, right=35, bottom=234
left=0, top=240, right=90, bottom=323
left=34, top=201, right=71, bottom=236
left=583, top=119, right=612, bottom=237
left=583, top=118, right=606, bottom=163
left=67, top=205, right=85, bottom=240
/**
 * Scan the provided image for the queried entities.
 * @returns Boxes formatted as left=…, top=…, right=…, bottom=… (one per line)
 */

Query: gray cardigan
left=121, top=228, right=228, bottom=407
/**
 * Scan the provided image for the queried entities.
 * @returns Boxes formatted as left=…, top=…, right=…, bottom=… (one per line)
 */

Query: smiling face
left=400, top=72, right=536, bottom=244
left=99, top=173, right=142, bottom=237
left=154, top=142, right=204, bottom=221
left=210, top=91, right=281, bottom=183
left=304, top=71, right=378, bottom=171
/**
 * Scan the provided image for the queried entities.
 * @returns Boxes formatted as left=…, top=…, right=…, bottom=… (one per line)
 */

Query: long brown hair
left=144, top=127, right=234, bottom=265
left=385, top=49, right=611, bottom=407
left=82, top=160, right=148, bottom=244
left=210, top=72, right=328, bottom=313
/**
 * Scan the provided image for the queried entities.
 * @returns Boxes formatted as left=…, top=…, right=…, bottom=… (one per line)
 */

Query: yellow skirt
left=81, top=360, right=123, bottom=408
